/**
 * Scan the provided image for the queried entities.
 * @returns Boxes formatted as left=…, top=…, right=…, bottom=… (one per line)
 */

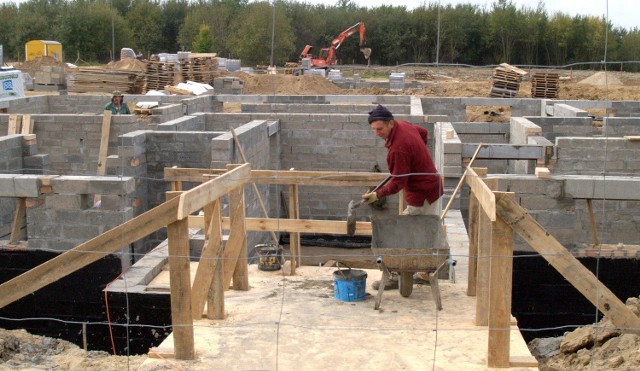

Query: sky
left=313, top=0, right=637, bottom=31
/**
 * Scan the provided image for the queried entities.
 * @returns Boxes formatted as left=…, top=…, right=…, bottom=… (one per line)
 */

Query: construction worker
left=105, top=90, right=131, bottom=115
left=363, top=104, right=443, bottom=290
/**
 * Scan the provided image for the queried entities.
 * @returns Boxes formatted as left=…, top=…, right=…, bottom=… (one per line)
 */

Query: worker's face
left=113, top=96, right=123, bottom=103
left=370, top=120, right=393, bottom=140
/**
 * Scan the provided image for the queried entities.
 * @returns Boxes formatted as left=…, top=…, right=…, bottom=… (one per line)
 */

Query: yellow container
left=25, top=40, right=63, bottom=62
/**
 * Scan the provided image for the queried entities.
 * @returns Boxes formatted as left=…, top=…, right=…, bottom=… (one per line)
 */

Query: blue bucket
left=333, top=267, right=367, bottom=302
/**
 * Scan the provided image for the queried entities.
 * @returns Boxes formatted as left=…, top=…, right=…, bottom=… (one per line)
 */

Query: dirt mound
left=18, top=56, right=66, bottom=70
left=0, top=328, right=146, bottom=370
left=530, top=296, right=640, bottom=370
left=578, top=71, right=623, bottom=87
left=106, top=58, right=146, bottom=72
left=241, top=74, right=344, bottom=95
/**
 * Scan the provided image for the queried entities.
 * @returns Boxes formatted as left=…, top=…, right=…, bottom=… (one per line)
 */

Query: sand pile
left=578, top=71, right=623, bottom=86
left=106, top=58, right=146, bottom=72
left=241, top=74, right=344, bottom=95
left=18, top=56, right=66, bottom=71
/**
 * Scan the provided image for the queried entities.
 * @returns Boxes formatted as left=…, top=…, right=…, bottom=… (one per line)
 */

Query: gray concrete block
left=45, top=194, right=88, bottom=209
left=51, top=176, right=91, bottom=194
left=0, top=175, right=16, bottom=196
left=13, top=175, right=42, bottom=197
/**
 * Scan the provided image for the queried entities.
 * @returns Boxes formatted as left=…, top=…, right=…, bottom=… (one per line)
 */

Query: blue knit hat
left=368, top=104, right=394, bottom=123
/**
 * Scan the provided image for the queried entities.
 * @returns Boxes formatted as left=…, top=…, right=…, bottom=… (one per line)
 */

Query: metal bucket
left=255, top=244, right=283, bottom=271
left=333, top=265, right=367, bottom=302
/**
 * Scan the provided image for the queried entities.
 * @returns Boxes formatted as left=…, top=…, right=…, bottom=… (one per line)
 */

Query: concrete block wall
left=0, top=96, right=49, bottom=114
left=484, top=175, right=640, bottom=251
left=435, top=122, right=461, bottom=178
left=610, top=101, right=640, bottom=117
left=0, top=135, right=25, bottom=237
left=602, top=117, right=640, bottom=136
left=524, top=116, right=594, bottom=142
left=211, top=120, right=274, bottom=252
left=156, top=115, right=205, bottom=131
left=510, top=117, right=542, bottom=174
left=421, top=98, right=467, bottom=122
left=552, top=137, right=640, bottom=175
left=24, top=176, right=135, bottom=259
left=239, top=103, right=410, bottom=115
left=552, top=103, right=589, bottom=117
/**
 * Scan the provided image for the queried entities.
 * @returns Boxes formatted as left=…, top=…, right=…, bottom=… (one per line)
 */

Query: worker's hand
left=361, top=191, right=379, bottom=205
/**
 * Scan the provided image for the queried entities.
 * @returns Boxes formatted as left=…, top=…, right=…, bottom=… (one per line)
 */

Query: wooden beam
left=0, top=197, right=181, bottom=309
left=94, top=111, right=112, bottom=205
left=229, top=184, right=248, bottom=290
left=222, top=187, right=248, bottom=290
left=20, top=114, right=33, bottom=135
left=289, top=184, right=300, bottom=270
left=487, top=192, right=515, bottom=368
left=496, top=195, right=640, bottom=334
left=9, top=198, right=26, bottom=244
left=191, top=200, right=224, bottom=319
left=187, top=216, right=373, bottom=236
left=8, top=115, right=20, bottom=135
left=466, top=167, right=496, bottom=222
left=167, top=217, right=195, bottom=360
left=475, top=177, right=498, bottom=326
left=467, top=167, right=487, bottom=296
left=586, top=199, right=600, bottom=246
left=177, top=163, right=251, bottom=220
left=164, top=167, right=389, bottom=187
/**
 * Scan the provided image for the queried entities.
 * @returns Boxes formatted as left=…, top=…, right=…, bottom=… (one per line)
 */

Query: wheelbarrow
left=370, top=214, right=449, bottom=310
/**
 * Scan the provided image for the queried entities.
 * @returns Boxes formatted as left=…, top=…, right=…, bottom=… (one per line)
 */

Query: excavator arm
left=300, top=21, right=371, bottom=67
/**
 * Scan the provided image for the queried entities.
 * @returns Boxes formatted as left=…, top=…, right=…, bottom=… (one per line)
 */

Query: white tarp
left=0, top=69, right=25, bottom=102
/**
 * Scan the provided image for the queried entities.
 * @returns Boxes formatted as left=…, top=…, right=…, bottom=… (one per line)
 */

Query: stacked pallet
left=67, top=69, right=143, bottom=94
left=531, top=72, right=560, bottom=98
left=144, top=61, right=181, bottom=92
left=489, top=63, right=527, bottom=98
left=180, top=55, right=219, bottom=84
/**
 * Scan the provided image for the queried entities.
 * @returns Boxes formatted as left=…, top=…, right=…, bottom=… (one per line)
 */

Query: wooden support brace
left=94, top=110, right=112, bottom=206
left=229, top=184, right=249, bottom=290
left=21, top=114, right=33, bottom=135
left=8, top=115, right=20, bottom=135
left=167, top=217, right=195, bottom=360
left=289, top=184, right=300, bottom=269
left=441, top=143, right=483, bottom=221
left=487, top=192, right=515, bottom=368
left=9, top=198, right=26, bottom=244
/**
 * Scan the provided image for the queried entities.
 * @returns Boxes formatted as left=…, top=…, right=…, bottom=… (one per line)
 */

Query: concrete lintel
left=563, top=175, right=640, bottom=200
left=452, top=122, right=510, bottom=134
left=462, top=143, right=544, bottom=159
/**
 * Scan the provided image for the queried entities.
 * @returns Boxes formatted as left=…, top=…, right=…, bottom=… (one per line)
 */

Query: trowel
left=346, top=175, right=391, bottom=236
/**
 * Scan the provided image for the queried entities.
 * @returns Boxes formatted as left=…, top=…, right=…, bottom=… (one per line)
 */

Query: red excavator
left=299, top=21, right=372, bottom=68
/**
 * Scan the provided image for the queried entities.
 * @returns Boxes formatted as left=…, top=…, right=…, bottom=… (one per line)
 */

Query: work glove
left=361, top=191, right=379, bottom=205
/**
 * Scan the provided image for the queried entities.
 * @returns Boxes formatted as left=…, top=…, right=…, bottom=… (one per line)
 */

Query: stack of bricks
left=490, top=63, right=527, bottom=98
left=531, top=72, right=560, bottom=98
left=213, top=77, right=244, bottom=94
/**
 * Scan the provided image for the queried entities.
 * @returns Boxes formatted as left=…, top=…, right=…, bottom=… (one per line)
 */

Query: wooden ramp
left=142, top=211, right=538, bottom=370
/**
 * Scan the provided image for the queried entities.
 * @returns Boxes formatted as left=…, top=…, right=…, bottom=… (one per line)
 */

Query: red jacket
left=376, top=120, right=443, bottom=206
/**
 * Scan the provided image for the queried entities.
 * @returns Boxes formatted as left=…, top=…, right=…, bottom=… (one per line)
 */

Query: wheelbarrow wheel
left=398, top=271, right=413, bottom=297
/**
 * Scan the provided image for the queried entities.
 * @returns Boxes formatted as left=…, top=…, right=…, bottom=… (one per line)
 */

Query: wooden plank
left=8, top=115, right=20, bottom=135
left=93, top=111, right=112, bottom=205
left=466, top=167, right=496, bottom=222
left=222, top=188, right=248, bottom=290
left=475, top=202, right=492, bottom=326
left=208, top=225, right=225, bottom=320
left=289, top=184, right=300, bottom=270
left=9, top=198, right=26, bottom=244
left=20, top=114, right=33, bottom=135
left=191, top=200, right=223, bottom=319
left=496, top=195, right=640, bottom=334
left=467, top=167, right=487, bottom=297
left=164, top=167, right=389, bottom=187
left=187, top=216, right=373, bottom=236
left=487, top=192, right=515, bottom=368
left=0, top=197, right=181, bottom=309
left=623, top=136, right=640, bottom=141
left=466, top=192, right=478, bottom=296
left=229, top=185, right=248, bottom=290
left=177, top=163, right=251, bottom=220
left=167, top=217, right=195, bottom=360
left=586, top=199, right=600, bottom=246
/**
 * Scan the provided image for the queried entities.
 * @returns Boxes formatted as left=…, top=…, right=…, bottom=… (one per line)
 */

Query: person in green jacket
left=105, top=90, right=131, bottom=115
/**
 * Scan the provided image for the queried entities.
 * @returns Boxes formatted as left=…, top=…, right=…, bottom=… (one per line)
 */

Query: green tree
left=160, top=0, right=189, bottom=52
left=227, top=1, right=295, bottom=66
left=192, top=24, right=214, bottom=52
left=127, top=0, right=163, bottom=57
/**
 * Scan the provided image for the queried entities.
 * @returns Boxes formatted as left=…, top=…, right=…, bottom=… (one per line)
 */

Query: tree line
left=2, top=0, right=640, bottom=71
